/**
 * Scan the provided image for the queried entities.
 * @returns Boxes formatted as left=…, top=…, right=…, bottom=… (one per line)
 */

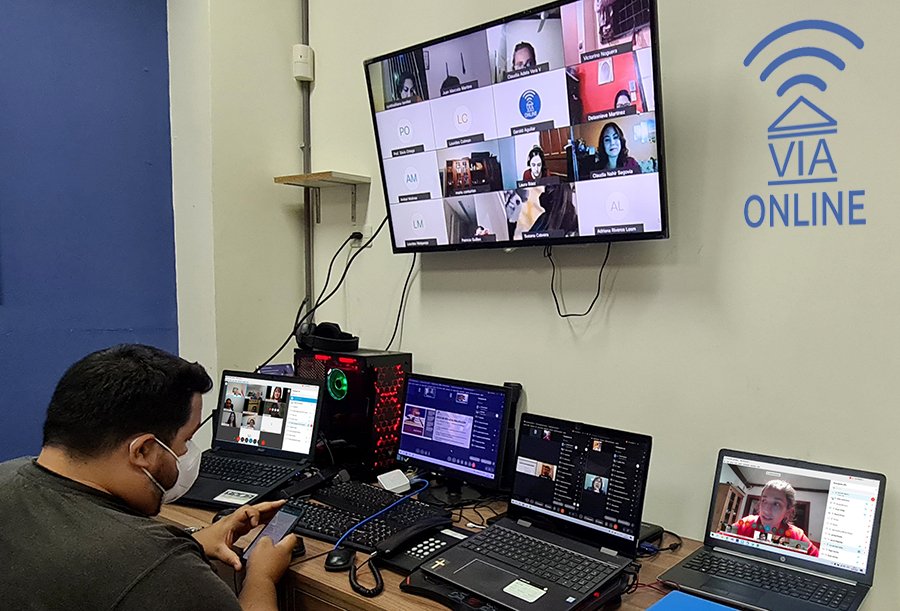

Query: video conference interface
left=709, top=454, right=882, bottom=575
left=366, top=0, right=663, bottom=251
left=217, top=375, right=320, bottom=456
left=511, top=418, right=651, bottom=541
left=397, top=376, right=509, bottom=483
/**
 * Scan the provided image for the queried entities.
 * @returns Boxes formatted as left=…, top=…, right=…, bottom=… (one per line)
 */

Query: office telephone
left=374, top=518, right=468, bottom=574
left=348, top=514, right=458, bottom=597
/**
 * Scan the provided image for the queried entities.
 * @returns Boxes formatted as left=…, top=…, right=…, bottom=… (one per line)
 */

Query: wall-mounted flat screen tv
left=364, top=0, right=668, bottom=254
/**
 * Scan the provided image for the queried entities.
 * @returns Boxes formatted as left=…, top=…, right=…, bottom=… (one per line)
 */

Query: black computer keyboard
left=684, top=551, right=858, bottom=610
left=459, top=525, right=616, bottom=594
left=199, top=455, right=293, bottom=486
left=285, top=481, right=451, bottom=553
left=312, top=480, right=449, bottom=526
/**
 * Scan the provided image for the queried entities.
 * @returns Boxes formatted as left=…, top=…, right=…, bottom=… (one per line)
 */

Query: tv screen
left=364, top=0, right=667, bottom=254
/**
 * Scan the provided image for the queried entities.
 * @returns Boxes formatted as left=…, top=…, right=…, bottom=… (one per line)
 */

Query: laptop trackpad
left=458, top=559, right=546, bottom=603
left=701, top=577, right=763, bottom=605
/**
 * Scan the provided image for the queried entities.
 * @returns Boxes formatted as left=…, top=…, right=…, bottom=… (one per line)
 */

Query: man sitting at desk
left=0, top=344, right=297, bottom=610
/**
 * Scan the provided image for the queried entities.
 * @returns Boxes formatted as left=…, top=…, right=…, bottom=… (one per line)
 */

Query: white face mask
left=133, top=437, right=202, bottom=504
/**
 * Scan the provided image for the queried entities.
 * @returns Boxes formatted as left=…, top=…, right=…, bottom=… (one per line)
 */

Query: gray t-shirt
left=0, top=458, right=242, bottom=611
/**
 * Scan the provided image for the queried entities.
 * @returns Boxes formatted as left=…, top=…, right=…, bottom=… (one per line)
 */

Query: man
left=512, top=41, right=536, bottom=71
left=0, top=344, right=297, bottom=610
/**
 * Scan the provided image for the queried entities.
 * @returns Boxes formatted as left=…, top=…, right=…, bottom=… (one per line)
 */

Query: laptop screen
left=510, top=413, right=652, bottom=546
left=396, top=373, right=512, bottom=488
left=215, top=371, right=322, bottom=457
left=707, top=450, right=885, bottom=581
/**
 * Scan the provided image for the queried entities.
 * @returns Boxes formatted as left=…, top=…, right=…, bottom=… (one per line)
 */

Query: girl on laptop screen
left=731, top=479, right=819, bottom=556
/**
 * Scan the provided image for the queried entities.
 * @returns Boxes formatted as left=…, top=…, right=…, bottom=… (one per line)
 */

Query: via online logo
left=742, top=20, right=866, bottom=228
left=519, top=89, right=541, bottom=120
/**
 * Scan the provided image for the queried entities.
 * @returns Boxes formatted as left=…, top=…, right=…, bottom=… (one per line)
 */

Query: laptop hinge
left=713, top=547, right=858, bottom=586
left=516, top=518, right=532, bottom=528
left=599, top=547, right=618, bottom=557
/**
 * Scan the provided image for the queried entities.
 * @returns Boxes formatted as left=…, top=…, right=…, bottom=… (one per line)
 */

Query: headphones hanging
left=296, top=321, right=360, bottom=352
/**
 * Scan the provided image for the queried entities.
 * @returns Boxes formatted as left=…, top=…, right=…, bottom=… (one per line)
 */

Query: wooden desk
left=159, top=504, right=700, bottom=610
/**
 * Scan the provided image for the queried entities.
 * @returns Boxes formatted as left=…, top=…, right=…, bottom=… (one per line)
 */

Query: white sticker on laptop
left=502, top=580, right=546, bottom=603
left=213, top=489, right=259, bottom=505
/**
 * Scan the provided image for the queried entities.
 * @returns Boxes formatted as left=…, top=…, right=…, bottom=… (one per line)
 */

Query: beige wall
left=169, top=0, right=306, bottom=445
left=305, top=2, right=899, bottom=607
left=171, top=1, right=899, bottom=606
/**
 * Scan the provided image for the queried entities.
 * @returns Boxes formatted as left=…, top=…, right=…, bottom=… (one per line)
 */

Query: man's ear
left=127, top=434, right=158, bottom=469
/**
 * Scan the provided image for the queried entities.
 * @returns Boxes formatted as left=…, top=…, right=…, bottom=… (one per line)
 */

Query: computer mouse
left=324, top=546, right=356, bottom=572
left=211, top=507, right=237, bottom=523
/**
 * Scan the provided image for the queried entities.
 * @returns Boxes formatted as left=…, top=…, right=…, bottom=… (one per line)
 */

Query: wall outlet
left=351, top=224, right=373, bottom=248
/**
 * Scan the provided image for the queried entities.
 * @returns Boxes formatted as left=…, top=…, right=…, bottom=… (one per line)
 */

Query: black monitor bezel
left=363, top=0, right=669, bottom=254
left=508, top=412, right=653, bottom=558
left=213, top=370, right=324, bottom=461
left=396, top=372, right=515, bottom=491
left=705, top=449, right=887, bottom=586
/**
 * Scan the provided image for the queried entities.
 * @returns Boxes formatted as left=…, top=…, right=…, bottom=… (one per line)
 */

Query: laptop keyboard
left=685, top=551, right=858, bottom=610
left=199, top=455, right=294, bottom=486
left=459, top=525, right=616, bottom=594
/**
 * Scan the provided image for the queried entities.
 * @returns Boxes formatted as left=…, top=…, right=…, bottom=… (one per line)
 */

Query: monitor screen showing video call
left=708, top=452, right=884, bottom=576
left=511, top=415, right=652, bottom=542
left=216, top=373, right=321, bottom=457
left=365, top=0, right=667, bottom=253
left=397, top=374, right=511, bottom=488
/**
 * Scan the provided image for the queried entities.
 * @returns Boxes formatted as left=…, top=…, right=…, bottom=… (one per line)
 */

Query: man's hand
left=191, top=499, right=287, bottom=571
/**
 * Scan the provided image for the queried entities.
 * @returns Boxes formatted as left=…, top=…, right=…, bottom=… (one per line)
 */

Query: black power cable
left=384, top=253, right=417, bottom=350
left=542, top=243, right=612, bottom=318
left=255, top=220, right=386, bottom=372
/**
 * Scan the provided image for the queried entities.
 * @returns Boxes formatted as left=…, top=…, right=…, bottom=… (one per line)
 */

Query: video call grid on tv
left=365, top=0, right=663, bottom=249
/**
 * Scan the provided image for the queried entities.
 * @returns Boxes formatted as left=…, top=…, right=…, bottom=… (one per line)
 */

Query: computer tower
left=294, top=347, right=412, bottom=476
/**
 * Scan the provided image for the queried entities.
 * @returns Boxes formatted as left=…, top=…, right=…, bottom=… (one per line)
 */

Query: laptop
left=177, top=370, right=324, bottom=509
left=422, top=413, right=653, bottom=611
left=659, top=449, right=886, bottom=611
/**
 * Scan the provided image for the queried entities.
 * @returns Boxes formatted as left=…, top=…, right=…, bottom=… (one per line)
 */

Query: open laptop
left=422, top=413, right=652, bottom=611
left=177, top=370, right=324, bottom=509
left=659, top=449, right=886, bottom=611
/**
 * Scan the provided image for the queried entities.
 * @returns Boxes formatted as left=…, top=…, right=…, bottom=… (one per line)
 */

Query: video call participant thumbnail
left=573, top=172, right=662, bottom=237
left=485, top=10, right=565, bottom=83
left=369, top=50, right=430, bottom=112
left=570, top=114, right=656, bottom=180
left=424, top=31, right=492, bottom=97
left=567, top=53, right=645, bottom=124
left=389, top=199, right=450, bottom=249
left=436, top=140, right=503, bottom=198
left=560, top=0, right=652, bottom=65
left=470, top=191, right=515, bottom=242
left=382, top=149, right=442, bottom=204
left=492, top=69, right=571, bottom=137
left=375, top=101, right=438, bottom=159
left=429, top=86, right=499, bottom=149
left=520, top=183, right=579, bottom=239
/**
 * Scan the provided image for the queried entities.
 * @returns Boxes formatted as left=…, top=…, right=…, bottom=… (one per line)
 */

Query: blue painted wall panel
left=0, top=0, right=177, bottom=459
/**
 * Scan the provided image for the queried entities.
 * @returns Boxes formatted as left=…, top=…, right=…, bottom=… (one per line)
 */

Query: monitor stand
left=421, top=477, right=487, bottom=507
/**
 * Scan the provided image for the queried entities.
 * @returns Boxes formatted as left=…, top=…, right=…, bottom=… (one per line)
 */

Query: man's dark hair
left=43, top=344, right=213, bottom=457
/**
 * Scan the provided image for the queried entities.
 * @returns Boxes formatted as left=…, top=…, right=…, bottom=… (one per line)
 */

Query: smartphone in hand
left=242, top=506, right=302, bottom=561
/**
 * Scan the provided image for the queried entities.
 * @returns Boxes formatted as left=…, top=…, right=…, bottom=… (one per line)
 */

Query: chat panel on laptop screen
left=397, top=376, right=508, bottom=483
left=218, top=374, right=319, bottom=456
left=709, top=453, right=882, bottom=576
left=511, top=418, right=651, bottom=542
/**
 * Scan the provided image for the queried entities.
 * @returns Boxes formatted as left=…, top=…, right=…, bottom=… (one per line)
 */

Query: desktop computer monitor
left=396, top=373, right=517, bottom=495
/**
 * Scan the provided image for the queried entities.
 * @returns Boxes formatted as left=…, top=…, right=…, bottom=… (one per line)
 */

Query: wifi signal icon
left=519, top=89, right=542, bottom=121
left=744, top=19, right=864, bottom=98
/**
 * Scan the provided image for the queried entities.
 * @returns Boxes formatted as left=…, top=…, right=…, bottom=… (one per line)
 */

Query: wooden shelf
left=274, top=171, right=370, bottom=189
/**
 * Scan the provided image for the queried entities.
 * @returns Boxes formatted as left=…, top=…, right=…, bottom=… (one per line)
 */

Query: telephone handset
left=374, top=515, right=453, bottom=558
